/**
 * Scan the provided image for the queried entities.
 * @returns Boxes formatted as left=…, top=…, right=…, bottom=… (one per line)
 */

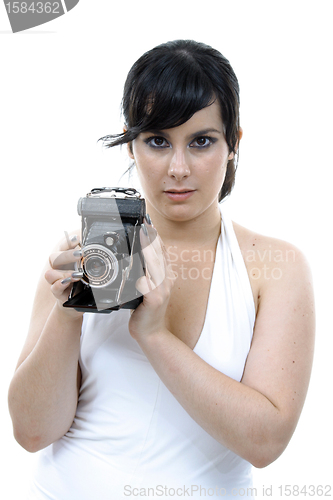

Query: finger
left=140, top=225, right=176, bottom=286
left=49, top=248, right=82, bottom=270
left=160, top=242, right=177, bottom=282
left=46, top=271, right=82, bottom=302
left=143, top=224, right=163, bottom=260
left=143, top=225, right=167, bottom=272
left=58, top=232, right=81, bottom=252
left=149, top=232, right=176, bottom=283
left=135, top=274, right=155, bottom=296
left=50, top=278, right=74, bottom=301
left=140, top=227, right=166, bottom=287
left=45, top=269, right=82, bottom=286
left=140, top=223, right=159, bottom=250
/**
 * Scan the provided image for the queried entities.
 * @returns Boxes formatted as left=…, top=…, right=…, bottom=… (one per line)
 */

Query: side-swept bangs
left=124, top=55, right=215, bottom=138
left=102, top=49, right=216, bottom=147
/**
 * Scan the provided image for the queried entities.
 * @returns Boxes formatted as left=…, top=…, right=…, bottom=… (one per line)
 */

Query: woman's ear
left=123, top=126, right=134, bottom=160
left=127, top=141, right=134, bottom=160
left=228, top=127, right=243, bottom=160
left=238, top=127, right=243, bottom=142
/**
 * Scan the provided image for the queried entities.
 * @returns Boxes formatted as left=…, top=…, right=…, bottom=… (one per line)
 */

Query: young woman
left=8, top=40, right=315, bottom=499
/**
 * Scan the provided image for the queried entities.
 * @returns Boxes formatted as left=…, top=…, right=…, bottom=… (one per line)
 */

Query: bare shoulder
left=232, top=220, right=313, bottom=299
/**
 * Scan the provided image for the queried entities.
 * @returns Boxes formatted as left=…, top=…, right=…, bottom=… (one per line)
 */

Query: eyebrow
left=188, top=128, right=223, bottom=139
left=143, top=128, right=223, bottom=140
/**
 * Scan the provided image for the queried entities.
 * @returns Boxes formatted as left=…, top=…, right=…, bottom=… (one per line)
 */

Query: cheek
left=135, top=161, right=159, bottom=189
left=201, top=154, right=228, bottom=178
left=200, top=156, right=228, bottom=195
left=132, top=145, right=159, bottom=179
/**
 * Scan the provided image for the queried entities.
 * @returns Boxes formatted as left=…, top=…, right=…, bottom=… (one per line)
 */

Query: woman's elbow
left=12, top=426, right=45, bottom=453
left=248, top=447, right=283, bottom=469
left=251, top=452, right=279, bottom=469
left=249, top=433, right=291, bottom=469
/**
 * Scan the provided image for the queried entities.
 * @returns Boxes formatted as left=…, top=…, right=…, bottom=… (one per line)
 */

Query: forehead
left=146, top=101, right=224, bottom=136
left=183, top=101, right=223, bottom=129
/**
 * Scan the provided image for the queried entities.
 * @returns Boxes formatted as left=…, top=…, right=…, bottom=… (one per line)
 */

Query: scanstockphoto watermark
left=245, top=245, right=296, bottom=282
left=166, top=245, right=214, bottom=281
left=123, top=484, right=333, bottom=497
left=123, top=484, right=257, bottom=497
left=165, top=244, right=296, bottom=281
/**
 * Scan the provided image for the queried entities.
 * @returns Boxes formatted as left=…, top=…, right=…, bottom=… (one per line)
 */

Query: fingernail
left=72, top=271, right=84, bottom=279
left=73, top=250, right=82, bottom=257
left=70, top=235, right=78, bottom=243
left=141, top=223, right=148, bottom=237
left=61, top=277, right=72, bottom=285
left=145, top=213, right=152, bottom=225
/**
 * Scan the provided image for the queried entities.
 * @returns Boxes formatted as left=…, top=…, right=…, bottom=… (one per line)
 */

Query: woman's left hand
left=128, top=222, right=176, bottom=341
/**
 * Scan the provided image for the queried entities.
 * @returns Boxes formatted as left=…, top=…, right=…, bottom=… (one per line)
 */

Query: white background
left=1, top=1, right=332, bottom=498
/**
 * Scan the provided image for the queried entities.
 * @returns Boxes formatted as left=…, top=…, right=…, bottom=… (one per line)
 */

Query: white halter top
left=28, top=204, right=256, bottom=499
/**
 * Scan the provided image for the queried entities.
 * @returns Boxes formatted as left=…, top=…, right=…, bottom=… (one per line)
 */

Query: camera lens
left=80, top=244, right=119, bottom=288
left=86, top=256, right=107, bottom=278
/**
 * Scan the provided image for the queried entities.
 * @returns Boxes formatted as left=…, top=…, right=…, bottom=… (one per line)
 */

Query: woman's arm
left=8, top=234, right=83, bottom=453
left=129, top=228, right=315, bottom=468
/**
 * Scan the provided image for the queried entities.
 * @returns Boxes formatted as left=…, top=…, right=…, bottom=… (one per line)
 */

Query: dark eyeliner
left=190, top=136, right=218, bottom=148
left=143, top=136, right=169, bottom=148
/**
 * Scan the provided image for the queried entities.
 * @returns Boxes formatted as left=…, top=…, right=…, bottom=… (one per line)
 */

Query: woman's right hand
left=44, top=232, right=84, bottom=318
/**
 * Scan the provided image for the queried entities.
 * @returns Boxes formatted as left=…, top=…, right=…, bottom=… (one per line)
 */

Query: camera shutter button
left=104, top=232, right=119, bottom=247
left=105, top=236, right=114, bottom=246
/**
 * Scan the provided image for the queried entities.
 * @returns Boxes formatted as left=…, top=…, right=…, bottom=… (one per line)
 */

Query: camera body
left=63, top=187, right=146, bottom=313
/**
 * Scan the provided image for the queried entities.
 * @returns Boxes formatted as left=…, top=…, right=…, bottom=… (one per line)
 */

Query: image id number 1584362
left=5, top=2, right=60, bottom=14
left=278, top=485, right=331, bottom=496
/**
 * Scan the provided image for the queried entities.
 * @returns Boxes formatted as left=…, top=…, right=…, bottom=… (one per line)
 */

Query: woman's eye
left=145, top=136, right=169, bottom=148
left=190, top=136, right=215, bottom=148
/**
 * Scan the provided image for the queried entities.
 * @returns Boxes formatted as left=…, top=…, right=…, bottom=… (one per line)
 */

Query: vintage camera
left=63, top=187, right=146, bottom=313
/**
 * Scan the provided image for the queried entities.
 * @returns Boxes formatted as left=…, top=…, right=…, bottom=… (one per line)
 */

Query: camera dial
left=80, top=244, right=119, bottom=288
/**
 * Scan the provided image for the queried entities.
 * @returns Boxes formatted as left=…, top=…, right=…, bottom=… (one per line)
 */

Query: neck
left=146, top=203, right=222, bottom=249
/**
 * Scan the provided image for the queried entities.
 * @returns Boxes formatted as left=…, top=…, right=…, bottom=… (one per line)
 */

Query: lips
left=164, top=189, right=195, bottom=193
left=164, top=190, right=196, bottom=201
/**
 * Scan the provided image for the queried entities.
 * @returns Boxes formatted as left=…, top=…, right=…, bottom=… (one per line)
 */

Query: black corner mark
left=3, top=0, right=80, bottom=33
left=64, top=0, right=79, bottom=12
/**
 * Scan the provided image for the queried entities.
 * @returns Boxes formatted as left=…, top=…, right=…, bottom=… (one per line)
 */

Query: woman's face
left=129, top=101, right=234, bottom=224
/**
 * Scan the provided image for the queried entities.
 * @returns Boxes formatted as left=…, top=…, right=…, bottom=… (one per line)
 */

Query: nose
left=167, top=149, right=190, bottom=181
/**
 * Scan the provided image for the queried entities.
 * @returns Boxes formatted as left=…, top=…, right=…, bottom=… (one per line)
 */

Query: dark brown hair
left=99, top=39, right=240, bottom=202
